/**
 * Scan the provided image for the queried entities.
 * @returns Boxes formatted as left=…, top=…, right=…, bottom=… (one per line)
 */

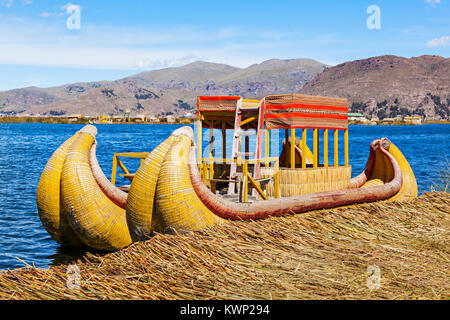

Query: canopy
left=197, top=96, right=241, bottom=112
left=197, top=94, right=349, bottom=130
left=264, top=94, right=348, bottom=130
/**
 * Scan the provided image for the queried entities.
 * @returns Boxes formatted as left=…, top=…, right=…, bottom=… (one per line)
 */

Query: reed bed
left=432, top=158, right=449, bottom=193
left=0, top=192, right=448, bottom=300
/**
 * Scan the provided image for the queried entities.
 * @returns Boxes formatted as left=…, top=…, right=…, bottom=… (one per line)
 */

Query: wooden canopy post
left=209, top=121, right=215, bottom=189
left=197, top=119, right=202, bottom=165
left=313, top=128, right=319, bottom=168
left=245, top=124, right=250, bottom=160
left=222, top=121, right=227, bottom=174
left=273, top=160, right=281, bottom=199
left=324, top=129, right=329, bottom=168
left=253, top=98, right=266, bottom=179
left=209, top=121, right=214, bottom=159
left=345, top=129, right=349, bottom=167
left=242, top=162, right=249, bottom=203
left=334, top=129, right=339, bottom=167
left=290, top=128, right=296, bottom=169
left=265, top=128, right=270, bottom=168
left=284, top=129, right=289, bottom=167
left=302, top=129, right=307, bottom=169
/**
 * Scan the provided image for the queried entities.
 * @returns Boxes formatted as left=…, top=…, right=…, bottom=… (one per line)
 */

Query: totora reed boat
left=36, top=94, right=418, bottom=251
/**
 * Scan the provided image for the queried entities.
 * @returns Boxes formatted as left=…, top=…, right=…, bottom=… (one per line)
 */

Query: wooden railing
left=111, top=152, right=149, bottom=186
left=199, top=157, right=281, bottom=202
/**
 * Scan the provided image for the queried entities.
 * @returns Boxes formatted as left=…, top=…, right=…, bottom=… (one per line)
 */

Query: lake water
left=0, top=123, right=448, bottom=270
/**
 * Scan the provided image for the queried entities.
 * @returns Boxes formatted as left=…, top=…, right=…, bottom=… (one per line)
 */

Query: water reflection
left=47, top=246, right=109, bottom=267
left=47, top=246, right=90, bottom=267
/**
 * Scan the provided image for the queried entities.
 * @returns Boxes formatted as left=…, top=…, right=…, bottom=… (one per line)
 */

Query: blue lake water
left=0, top=123, right=448, bottom=270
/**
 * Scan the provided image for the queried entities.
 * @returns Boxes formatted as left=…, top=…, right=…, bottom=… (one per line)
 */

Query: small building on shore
left=68, top=114, right=83, bottom=122
left=183, top=112, right=194, bottom=119
left=404, top=116, right=422, bottom=125
left=382, top=118, right=396, bottom=124
left=135, top=115, right=147, bottom=123
left=166, top=115, right=176, bottom=123
left=97, top=115, right=111, bottom=124
left=112, top=115, right=125, bottom=123
left=348, top=113, right=368, bottom=122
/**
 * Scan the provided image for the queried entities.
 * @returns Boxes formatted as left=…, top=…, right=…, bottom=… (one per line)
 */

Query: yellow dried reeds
left=262, top=166, right=351, bottom=197
left=0, top=192, right=448, bottom=300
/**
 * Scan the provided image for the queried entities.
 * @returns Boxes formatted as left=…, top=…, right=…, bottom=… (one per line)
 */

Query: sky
left=0, top=0, right=449, bottom=90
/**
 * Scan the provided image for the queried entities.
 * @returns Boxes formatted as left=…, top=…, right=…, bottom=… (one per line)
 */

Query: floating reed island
left=0, top=192, right=448, bottom=300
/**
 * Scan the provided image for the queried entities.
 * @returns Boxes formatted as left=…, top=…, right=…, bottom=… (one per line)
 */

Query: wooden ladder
left=228, top=98, right=266, bottom=196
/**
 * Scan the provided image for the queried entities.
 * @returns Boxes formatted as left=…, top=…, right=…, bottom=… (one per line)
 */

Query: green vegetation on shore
left=432, top=158, right=450, bottom=193
left=0, top=192, right=448, bottom=300
left=0, top=116, right=90, bottom=124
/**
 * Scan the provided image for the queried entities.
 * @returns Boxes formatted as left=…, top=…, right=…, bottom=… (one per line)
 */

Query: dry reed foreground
left=0, top=192, right=449, bottom=300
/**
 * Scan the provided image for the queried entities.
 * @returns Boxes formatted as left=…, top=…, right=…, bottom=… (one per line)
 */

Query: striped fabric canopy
left=197, top=96, right=241, bottom=112
left=264, top=94, right=349, bottom=130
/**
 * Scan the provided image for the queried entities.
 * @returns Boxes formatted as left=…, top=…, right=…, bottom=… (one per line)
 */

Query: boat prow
left=362, top=141, right=418, bottom=201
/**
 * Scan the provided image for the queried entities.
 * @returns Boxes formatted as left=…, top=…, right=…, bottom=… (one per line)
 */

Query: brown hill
left=2, top=55, right=448, bottom=119
left=0, top=59, right=327, bottom=117
left=300, top=55, right=450, bottom=120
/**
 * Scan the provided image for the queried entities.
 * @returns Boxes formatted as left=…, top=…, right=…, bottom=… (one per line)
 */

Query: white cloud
left=133, top=55, right=201, bottom=69
left=0, top=0, right=33, bottom=7
left=427, top=35, right=450, bottom=47
left=0, top=0, right=14, bottom=8
left=0, top=15, right=345, bottom=70
left=39, top=11, right=52, bottom=18
left=0, top=20, right=253, bottom=69
left=39, top=11, right=64, bottom=18
left=425, top=0, right=441, bottom=6
left=61, top=2, right=80, bottom=11
left=39, top=3, right=78, bottom=18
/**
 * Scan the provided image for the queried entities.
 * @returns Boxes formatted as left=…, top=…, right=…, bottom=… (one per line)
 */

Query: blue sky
left=0, top=0, right=449, bottom=90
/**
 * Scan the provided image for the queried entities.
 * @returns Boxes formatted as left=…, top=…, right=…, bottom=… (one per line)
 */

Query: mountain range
left=0, top=59, right=326, bottom=118
left=0, top=55, right=448, bottom=120
left=300, top=55, right=450, bottom=120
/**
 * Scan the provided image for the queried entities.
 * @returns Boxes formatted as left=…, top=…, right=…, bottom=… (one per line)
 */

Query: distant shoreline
left=0, top=117, right=449, bottom=126
left=0, top=116, right=195, bottom=125
left=349, top=120, right=450, bottom=126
